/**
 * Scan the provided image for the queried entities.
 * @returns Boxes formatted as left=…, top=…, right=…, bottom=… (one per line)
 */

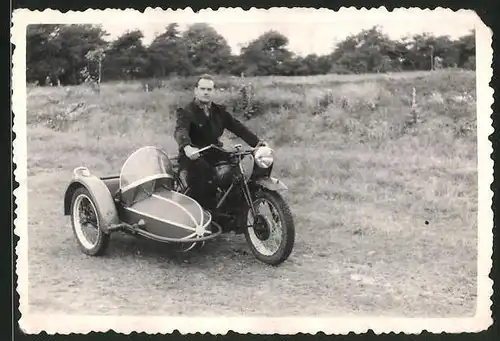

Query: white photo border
left=11, top=6, right=494, bottom=335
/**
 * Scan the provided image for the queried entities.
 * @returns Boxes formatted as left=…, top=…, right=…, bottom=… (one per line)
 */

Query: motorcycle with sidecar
left=63, top=143, right=295, bottom=265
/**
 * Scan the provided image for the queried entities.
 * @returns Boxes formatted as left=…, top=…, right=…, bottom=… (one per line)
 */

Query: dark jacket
left=174, top=100, right=261, bottom=154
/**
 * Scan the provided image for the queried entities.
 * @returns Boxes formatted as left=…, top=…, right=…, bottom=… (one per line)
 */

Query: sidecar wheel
left=244, top=190, right=295, bottom=266
left=70, top=187, right=110, bottom=256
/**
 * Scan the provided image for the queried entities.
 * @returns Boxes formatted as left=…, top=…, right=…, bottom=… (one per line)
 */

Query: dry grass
left=25, top=69, right=477, bottom=316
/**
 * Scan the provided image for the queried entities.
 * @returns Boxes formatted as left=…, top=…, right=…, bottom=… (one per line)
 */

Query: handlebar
left=196, top=143, right=257, bottom=156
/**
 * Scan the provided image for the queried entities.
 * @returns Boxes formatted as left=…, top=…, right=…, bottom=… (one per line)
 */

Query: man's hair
left=195, top=74, right=215, bottom=88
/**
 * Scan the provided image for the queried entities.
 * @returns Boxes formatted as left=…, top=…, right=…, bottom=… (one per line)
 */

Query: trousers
left=179, top=149, right=228, bottom=211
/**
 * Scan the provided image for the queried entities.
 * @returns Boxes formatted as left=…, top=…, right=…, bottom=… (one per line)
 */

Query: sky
left=98, top=8, right=479, bottom=56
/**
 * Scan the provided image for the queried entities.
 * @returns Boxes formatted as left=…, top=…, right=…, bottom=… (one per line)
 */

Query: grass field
left=25, top=69, right=478, bottom=317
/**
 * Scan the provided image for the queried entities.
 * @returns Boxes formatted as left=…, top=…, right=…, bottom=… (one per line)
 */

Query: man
left=174, top=74, right=267, bottom=211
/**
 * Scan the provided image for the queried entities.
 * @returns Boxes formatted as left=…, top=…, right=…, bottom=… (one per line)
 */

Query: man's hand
left=184, top=145, right=201, bottom=160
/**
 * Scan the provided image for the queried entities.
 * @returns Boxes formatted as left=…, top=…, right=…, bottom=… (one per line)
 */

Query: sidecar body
left=64, top=146, right=221, bottom=255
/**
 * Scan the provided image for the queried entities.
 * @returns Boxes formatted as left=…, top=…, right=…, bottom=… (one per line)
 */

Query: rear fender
left=63, top=167, right=119, bottom=234
left=254, top=177, right=288, bottom=192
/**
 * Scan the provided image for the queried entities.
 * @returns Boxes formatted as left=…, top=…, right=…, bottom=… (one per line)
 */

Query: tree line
left=26, top=23, right=476, bottom=86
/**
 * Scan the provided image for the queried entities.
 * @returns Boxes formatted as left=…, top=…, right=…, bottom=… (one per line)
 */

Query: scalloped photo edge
left=11, top=6, right=494, bottom=335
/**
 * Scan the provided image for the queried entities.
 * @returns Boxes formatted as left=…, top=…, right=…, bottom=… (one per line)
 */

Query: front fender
left=255, top=177, right=288, bottom=192
left=63, top=167, right=119, bottom=233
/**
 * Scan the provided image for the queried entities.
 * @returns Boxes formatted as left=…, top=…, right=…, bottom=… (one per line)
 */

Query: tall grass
left=27, top=69, right=476, bottom=171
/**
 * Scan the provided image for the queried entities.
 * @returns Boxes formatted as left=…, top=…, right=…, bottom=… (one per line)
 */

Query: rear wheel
left=70, top=187, right=110, bottom=256
left=244, top=190, right=295, bottom=266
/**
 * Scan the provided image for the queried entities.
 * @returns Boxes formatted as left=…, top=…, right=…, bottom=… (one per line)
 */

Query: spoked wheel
left=70, top=187, right=110, bottom=256
left=244, top=190, right=295, bottom=266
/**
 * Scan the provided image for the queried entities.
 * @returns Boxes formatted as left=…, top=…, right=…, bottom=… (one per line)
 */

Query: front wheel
left=70, top=187, right=110, bottom=256
left=244, top=190, right=295, bottom=266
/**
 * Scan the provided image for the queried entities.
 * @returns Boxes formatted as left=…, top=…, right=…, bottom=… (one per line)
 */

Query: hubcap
left=253, top=215, right=271, bottom=240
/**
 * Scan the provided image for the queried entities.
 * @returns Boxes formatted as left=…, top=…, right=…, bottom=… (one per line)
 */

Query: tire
left=70, top=187, right=110, bottom=256
left=244, top=189, right=295, bottom=266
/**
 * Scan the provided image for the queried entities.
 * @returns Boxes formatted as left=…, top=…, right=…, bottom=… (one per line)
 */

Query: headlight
left=254, top=146, right=274, bottom=168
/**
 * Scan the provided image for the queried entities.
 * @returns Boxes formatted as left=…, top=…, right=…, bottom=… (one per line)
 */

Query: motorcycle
left=63, top=143, right=295, bottom=266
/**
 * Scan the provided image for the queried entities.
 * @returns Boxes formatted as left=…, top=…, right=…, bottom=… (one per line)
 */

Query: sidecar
left=63, top=146, right=222, bottom=256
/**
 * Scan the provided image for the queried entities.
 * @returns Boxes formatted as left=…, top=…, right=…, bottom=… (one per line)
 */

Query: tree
left=102, top=30, right=149, bottom=80
left=299, top=54, right=331, bottom=75
left=27, top=23, right=477, bottom=83
left=147, top=23, right=193, bottom=77
left=26, top=24, right=64, bottom=85
left=329, top=26, right=402, bottom=74
left=26, top=24, right=109, bottom=85
left=181, top=23, right=233, bottom=74
left=403, top=33, right=459, bottom=70
left=455, top=29, right=475, bottom=69
left=52, top=24, right=109, bottom=85
left=225, top=55, right=246, bottom=76
left=239, top=30, right=294, bottom=76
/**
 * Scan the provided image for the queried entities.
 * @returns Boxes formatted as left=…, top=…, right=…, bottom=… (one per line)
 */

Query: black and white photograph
left=11, top=7, right=493, bottom=335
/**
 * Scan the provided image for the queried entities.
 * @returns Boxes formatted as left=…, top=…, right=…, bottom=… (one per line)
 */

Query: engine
left=213, top=163, right=236, bottom=188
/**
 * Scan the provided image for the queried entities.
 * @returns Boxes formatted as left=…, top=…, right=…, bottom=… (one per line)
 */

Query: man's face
left=194, top=78, right=215, bottom=103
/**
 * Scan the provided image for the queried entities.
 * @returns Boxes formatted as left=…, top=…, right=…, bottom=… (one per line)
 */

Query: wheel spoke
left=73, top=194, right=101, bottom=250
left=247, top=196, right=284, bottom=256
